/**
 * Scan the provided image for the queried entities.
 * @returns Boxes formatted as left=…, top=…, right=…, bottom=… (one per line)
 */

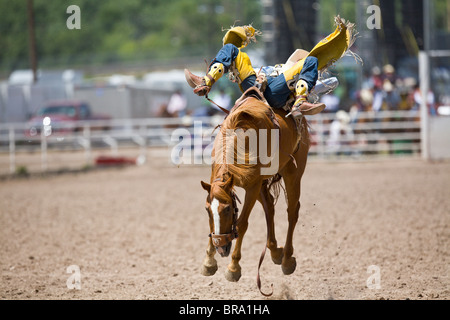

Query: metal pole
left=424, top=0, right=431, bottom=52
left=83, top=125, right=92, bottom=166
left=419, top=51, right=430, bottom=161
left=9, top=126, right=16, bottom=174
left=27, top=0, right=38, bottom=83
left=41, top=127, right=48, bottom=172
left=420, top=0, right=432, bottom=161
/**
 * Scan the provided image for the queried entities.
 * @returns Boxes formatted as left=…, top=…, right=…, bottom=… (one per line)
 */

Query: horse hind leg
left=281, top=200, right=299, bottom=276
left=259, top=182, right=283, bottom=265
left=279, top=160, right=304, bottom=275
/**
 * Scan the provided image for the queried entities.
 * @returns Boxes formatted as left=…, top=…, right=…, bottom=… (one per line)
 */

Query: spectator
left=382, top=64, right=398, bottom=85
left=167, top=89, right=187, bottom=117
left=359, top=88, right=374, bottom=112
left=382, top=80, right=401, bottom=110
left=363, top=66, right=383, bottom=91
left=372, top=86, right=384, bottom=112
left=372, top=66, right=384, bottom=89
left=398, top=77, right=417, bottom=110
left=327, top=110, right=354, bottom=156
left=412, top=84, right=436, bottom=115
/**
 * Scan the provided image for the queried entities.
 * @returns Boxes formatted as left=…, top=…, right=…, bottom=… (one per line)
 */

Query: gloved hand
left=193, top=85, right=211, bottom=97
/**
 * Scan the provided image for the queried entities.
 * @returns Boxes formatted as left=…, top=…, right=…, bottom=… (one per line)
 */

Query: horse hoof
left=282, top=257, right=297, bottom=275
left=225, top=268, right=241, bottom=282
left=270, top=247, right=283, bottom=265
left=201, top=263, right=218, bottom=276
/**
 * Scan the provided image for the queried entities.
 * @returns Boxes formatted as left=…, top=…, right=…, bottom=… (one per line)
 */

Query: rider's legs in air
left=185, top=43, right=324, bottom=118
left=185, top=43, right=256, bottom=95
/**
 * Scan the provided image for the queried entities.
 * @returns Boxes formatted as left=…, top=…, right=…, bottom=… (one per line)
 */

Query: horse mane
left=226, top=101, right=275, bottom=131
left=210, top=178, right=233, bottom=203
left=212, top=99, right=278, bottom=187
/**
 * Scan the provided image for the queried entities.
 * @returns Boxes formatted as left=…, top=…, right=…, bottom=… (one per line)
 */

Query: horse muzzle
left=216, top=242, right=232, bottom=257
left=209, top=232, right=237, bottom=257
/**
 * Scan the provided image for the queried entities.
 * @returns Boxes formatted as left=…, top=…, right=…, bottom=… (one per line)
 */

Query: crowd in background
left=316, top=64, right=430, bottom=157
left=345, top=64, right=436, bottom=116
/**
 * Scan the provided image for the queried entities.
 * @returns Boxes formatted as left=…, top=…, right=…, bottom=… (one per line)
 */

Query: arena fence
left=0, top=110, right=421, bottom=175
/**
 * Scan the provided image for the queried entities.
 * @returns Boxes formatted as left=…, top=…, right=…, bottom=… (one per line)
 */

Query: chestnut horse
left=200, top=89, right=314, bottom=293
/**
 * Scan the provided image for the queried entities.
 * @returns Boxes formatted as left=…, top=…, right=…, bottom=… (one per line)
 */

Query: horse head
left=201, top=174, right=239, bottom=257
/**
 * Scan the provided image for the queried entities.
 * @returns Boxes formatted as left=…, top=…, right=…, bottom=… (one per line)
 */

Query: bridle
left=207, top=181, right=241, bottom=248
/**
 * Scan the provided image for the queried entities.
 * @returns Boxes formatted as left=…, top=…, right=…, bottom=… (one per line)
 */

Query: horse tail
left=266, top=173, right=284, bottom=206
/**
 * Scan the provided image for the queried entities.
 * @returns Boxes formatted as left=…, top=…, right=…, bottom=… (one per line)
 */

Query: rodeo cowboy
left=185, top=16, right=357, bottom=119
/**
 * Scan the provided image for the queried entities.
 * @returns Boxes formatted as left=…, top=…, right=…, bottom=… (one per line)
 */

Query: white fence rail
left=0, top=110, right=422, bottom=175
left=308, top=110, right=421, bottom=158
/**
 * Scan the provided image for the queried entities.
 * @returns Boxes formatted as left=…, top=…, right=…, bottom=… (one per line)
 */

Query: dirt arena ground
left=1, top=154, right=449, bottom=300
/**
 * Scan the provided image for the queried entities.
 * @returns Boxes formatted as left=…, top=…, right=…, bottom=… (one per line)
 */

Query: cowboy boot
left=184, top=62, right=225, bottom=96
left=289, top=79, right=326, bottom=118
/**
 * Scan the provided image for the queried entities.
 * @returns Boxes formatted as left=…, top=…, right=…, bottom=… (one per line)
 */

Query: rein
left=256, top=187, right=274, bottom=297
left=205, top=94, right=230, bottom=115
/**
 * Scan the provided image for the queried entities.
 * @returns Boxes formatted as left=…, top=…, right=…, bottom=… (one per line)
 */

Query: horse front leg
left=201, top=237, right=218, bottom=276
left=224, top=185, right=260, bottom=282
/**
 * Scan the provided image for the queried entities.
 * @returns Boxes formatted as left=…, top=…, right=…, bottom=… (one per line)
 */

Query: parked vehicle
left=26, top=100, right=111, bottom=137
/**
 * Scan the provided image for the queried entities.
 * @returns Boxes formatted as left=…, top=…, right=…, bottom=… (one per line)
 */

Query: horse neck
left=211, top=100, right=274, bottom=188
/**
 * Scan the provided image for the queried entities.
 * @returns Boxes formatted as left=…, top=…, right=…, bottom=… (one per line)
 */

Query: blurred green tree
left=0, top=0, right=262, bottom=75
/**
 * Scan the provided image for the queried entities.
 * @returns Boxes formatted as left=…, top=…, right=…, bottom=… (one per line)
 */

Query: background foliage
left=0, top=0, right=262, bottom=74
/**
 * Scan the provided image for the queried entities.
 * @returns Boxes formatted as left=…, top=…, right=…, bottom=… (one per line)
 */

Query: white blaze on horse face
left=211, top=198, right=220, bottom=235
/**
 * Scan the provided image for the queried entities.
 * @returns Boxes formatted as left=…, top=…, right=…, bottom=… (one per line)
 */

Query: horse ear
left=201, top=181, right=211, bottom=193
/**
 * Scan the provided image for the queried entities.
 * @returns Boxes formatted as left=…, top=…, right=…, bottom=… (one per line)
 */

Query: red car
left=26, top=100, right=111, bottom=137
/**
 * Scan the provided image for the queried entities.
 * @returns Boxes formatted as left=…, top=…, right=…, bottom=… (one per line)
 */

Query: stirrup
left=285, top=105, right=303, bottom=119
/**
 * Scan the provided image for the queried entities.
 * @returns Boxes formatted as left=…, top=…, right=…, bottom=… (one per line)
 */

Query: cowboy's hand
left=292, top=99, right=303, bottom=110
left=193, top=85, right=211, bottom=97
